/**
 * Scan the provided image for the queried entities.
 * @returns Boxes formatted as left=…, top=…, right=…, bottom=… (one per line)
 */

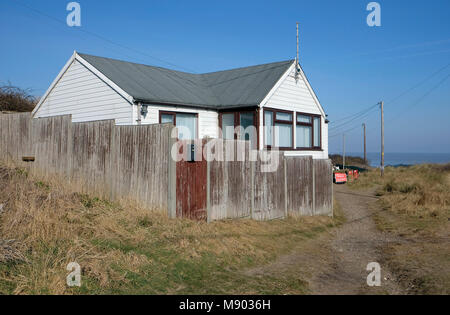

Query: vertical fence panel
left=285, top=156, right=314, bottom=216
left=31, top=115, right=72, bottom=177
left=71, top=120, right=114, bottom=197
left=253, top=152, right=286, bottom=221
left=209, top=140, right=252, bottom=221
left=313, top=159, right=333, bottom=216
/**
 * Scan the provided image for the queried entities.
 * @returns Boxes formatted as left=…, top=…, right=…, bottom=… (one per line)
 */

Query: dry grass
left=0, top=163, right=339, bottom=295
left=348, top=164, right=450, bottom=294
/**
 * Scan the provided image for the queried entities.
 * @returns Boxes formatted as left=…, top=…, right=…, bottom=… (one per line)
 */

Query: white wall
left=140, top=104, right=219, bottom=139
left=260, top=66, right=329, bottom=159
left=34, top=59, right=133, bottom=125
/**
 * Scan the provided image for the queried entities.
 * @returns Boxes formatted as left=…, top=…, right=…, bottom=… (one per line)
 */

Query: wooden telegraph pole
left=380, top=101, right=385, bottom=177
left=363, top=123, right=367, bottom=165
left=343, top=134, right=346, bottom=171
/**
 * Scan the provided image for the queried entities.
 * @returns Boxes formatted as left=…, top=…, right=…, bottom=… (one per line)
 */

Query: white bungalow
left=33, top=52, right=329, bottom=159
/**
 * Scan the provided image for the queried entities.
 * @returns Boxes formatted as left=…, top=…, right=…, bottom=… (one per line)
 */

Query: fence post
left=66, top=116, right=73, bottom=181
left=250, top=159, right=255, bottom=220
left=284, top=158, right=288, bottom=218
left=206, top=158, right=211, bottom=223
left=167, top=125, right=177, bottom=219
left=312, top=159, right=316, bottom=216
left=108, top=121, right=116, bottom=201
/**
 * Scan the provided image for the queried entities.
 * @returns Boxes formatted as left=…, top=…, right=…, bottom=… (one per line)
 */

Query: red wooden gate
left=176, top=141, right=207, bottom=221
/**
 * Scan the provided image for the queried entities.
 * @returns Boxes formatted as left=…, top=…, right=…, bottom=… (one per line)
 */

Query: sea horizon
left=330, top=152, right=450, bottom=167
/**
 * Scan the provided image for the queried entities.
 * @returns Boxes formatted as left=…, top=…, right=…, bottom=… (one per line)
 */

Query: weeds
left=0, top=162, right=337, bottom=295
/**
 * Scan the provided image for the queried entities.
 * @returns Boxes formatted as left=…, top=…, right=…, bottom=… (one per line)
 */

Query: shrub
left=0, top=84, right=37, bottom=112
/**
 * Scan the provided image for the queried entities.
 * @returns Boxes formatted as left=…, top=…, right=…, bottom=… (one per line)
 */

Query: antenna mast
left=296, top=22, right=300, bottom=81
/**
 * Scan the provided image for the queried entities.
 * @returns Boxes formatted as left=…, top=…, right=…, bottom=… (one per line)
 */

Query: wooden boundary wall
left=1, top=113, right=333, bottom=221
left=0, top=113, right=173, bottom=210
left=201, top=140, right=334, bottom=222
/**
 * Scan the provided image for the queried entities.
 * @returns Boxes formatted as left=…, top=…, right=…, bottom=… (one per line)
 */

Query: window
left=219, top=111, right=257, bottom=149
left=264, top=109, right=322, bottom=150
left=264, top=109, right=293, bottom=149
left=264, top=111, right=274, bottom=147
left=161, top=113, right=175, bottom=124
left=240, top=113, right=255, bottom=142
left=221, top=113, right=235, bottom=140
left=296, top=113, right=321, bottom=149
left=160, top=111, right=198, bottom=140
left=313, top=117, right=321, bottom=147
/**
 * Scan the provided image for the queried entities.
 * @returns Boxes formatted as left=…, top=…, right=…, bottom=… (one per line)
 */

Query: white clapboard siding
left=261, top=67, right=329, bottom=159
left=141, top=105, right=219, bottom=139
left=34, top=59, right=133, bottom=125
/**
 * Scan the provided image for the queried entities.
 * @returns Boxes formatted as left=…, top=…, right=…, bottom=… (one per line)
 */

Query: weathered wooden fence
left=174, top=139, right=334, bottom=222
left=0, top=113, right=173, bottom=210
left=0, top=113, right=333, bottom=221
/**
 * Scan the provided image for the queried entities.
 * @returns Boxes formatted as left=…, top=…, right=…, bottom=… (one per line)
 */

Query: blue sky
left=1, top=0, right=449, bottom=154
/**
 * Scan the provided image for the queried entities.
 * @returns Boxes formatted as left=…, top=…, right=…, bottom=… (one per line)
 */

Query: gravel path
left=245, top=184, right=405, bottom=295
left=310, top=184, right=403, bottom=295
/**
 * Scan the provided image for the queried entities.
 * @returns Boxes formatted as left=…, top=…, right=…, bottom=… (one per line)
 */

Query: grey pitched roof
left=78, top=53, right=294, bottom=109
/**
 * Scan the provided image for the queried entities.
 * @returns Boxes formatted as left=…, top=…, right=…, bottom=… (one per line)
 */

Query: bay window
left=296, top=112, right=321, bottom=150
left=264, top=109, right=293, bottom=149
left=264, top=109, right=322, bottom=150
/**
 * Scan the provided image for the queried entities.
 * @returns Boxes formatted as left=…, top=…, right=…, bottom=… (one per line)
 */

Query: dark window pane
left=222, top=113, right=235, bottom=140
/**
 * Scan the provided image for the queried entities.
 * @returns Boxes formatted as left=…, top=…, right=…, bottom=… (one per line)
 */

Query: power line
left=330, top=63, right=450, bottom=130
left=329, top=105, right=378, bottom=132
left=329, top=62, right=450, bottom=136
left=383, top=73, right=450, bottom=126
left=331, top=71, right=450, bottom=139
left=329, top=107, right=379, bottom=137
left=329, top=103, right=379, bottom=126
left=10, top=0, right=198, bottom=74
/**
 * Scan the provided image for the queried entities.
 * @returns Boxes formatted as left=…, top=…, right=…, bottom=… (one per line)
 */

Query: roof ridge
left=78, top=52, right=294, bottom=76
left=201, top=59, right=295, bottom=76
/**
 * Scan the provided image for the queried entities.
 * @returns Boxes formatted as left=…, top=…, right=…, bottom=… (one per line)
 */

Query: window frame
left=263, top=108, right=323, bottom=151
left=218, top=109, right=259, bottom=149
left=159, top=110, right=199, bottom=140
left=296, top=112, right=322, bottom=151
left=263, top=108, right=295, bottom=150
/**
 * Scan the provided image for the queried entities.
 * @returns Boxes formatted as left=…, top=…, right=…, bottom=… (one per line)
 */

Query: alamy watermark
left=66, top=2, right=81, bottom=27
left=366, top=262, right=381, bottom=287
left=66, top=262, right=81, bottom=287
left=367, top=2, right=381, bottom=27
left=170, top=126, right=281, bottom=173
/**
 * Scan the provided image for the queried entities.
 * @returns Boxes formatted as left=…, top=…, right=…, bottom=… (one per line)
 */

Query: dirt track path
left=245, top=184, right=405, bottom=295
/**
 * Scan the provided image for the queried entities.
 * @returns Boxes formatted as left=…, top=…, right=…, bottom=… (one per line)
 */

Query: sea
left=339, top=152, right=450, bottom=168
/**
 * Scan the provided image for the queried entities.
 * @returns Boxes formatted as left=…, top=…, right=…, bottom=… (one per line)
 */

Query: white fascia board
left=259, top=62, right=295, bottom=108
left=258, top=62, right=326, bottom=118
left=32, top=51, right=77, bottom=116
left=75, top=52, right=135, bottom=105
left=297, top=65, right=326, bottom=117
